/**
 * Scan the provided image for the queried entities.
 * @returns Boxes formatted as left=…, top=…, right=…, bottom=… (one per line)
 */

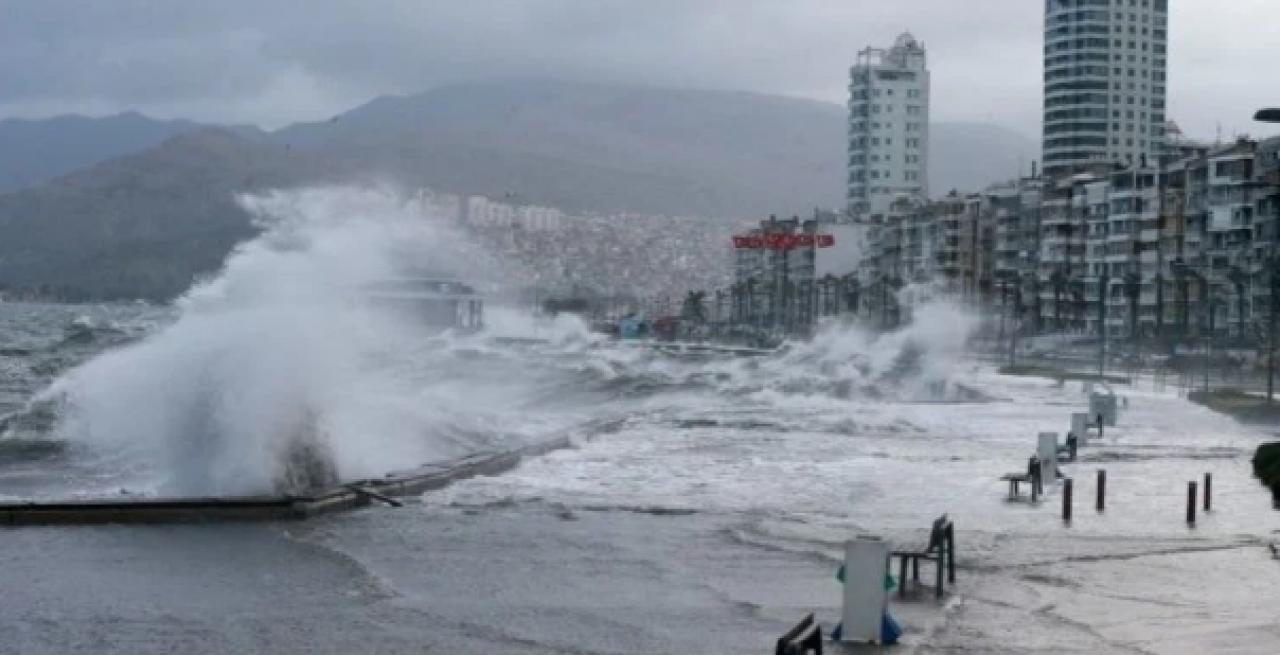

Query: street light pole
left=1098, top=273, right=1109, bottom=378
left=1205, top=300, right=1215, bottom=393
left=1270, top=260, right=1278, bottom=403
left=1252, top=108, right=1280, bottom=401
left=1011, top=282, right=1022, bottom=368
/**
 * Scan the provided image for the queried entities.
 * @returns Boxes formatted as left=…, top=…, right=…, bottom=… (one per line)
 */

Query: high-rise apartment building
left=1042, top=0, right=1169, bottom=180
left=847, top=33, right=930, bottom=216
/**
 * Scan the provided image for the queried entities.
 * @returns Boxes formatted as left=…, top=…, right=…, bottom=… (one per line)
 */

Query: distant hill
left=0, top=129, right=350, bottom=300
left=275, top=79, right=1037, bottom=216
left=0, top=79, right=1038, bottom=300
left=274, top=79, right=846, bottom=217
left=0, top=112, right=241, bottom=194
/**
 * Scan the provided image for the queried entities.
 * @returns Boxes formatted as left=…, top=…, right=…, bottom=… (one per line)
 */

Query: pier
left=0, top=437, right=569, bottom=526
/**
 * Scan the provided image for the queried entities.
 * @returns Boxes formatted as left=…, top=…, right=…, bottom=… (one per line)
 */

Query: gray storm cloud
left=0, top=0, right=1277, bottom=139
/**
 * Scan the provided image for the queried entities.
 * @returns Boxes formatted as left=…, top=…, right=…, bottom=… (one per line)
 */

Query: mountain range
left=0, top=79, right=1037, bottom=300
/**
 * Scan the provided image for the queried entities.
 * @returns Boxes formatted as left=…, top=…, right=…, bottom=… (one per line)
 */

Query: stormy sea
left=1, top=187, right=1276, bottom=654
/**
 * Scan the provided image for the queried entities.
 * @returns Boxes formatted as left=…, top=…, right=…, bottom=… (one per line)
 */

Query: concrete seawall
left=0, top=436, right=571, bottom=526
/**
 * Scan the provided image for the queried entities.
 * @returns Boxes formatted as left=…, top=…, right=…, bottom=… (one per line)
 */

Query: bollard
left=935, top=542, right=945, bottom=599
left=1187, top=481, right=1197, bottom=525
left=1029, top=455, right=1041, bottom=503
left=945, top=522, right=956, bottom=584
left=1063, top=478, right=1073, bottom=523
left=1204, top=473, right=1212, bottom=512
left=1096, top=469, right=1106, bottom=512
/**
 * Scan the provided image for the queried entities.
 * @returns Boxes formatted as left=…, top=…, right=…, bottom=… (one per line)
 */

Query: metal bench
left=891, top=515, right=955, bottom=599
left=774, top=613, right=822, bottom=655
left=1056, top=432, right=1079, bottom=461
left=1001, top=455, right=1044, bottom=499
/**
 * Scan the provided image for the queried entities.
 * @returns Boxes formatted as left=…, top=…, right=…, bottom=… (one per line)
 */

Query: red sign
left=733, top=234, right=835, bottom=250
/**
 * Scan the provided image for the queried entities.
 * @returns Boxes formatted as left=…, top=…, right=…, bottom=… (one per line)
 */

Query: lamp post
left=1173, top=260, right=1192, bottom=341
left=1174, top=259, right=1211, bottom=392
left=1097, top=272, right=1109, bottom=378
left=1253, top=108, right=1280, bottom=401
left=997, top=270, right=1019, bottom=367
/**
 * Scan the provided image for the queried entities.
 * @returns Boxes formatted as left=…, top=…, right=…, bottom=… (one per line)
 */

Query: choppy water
left=3, top=187, right=1277, bottom=652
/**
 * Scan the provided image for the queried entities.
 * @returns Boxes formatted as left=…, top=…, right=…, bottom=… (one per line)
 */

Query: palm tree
left=1153, top=270, right=1165, bottom=342
left=1026, top=272, right=1042, bottom=333
left=885, top=276, right=904, bottom=328
left=1068, top=277, right=1086, bottom=331
left=1050, top=268, right=1068, bottom=330
left=844, top=275, right=861, bottom=315
left=1173, top=264, right=1191, bottom=339
left=1228, top=266, right=1249, bottom=341
left=825, top=274, right=839, bottom=315
left=1123, top=271, right=1142, bottom=342
left=682, top=290, right=707, bottom=323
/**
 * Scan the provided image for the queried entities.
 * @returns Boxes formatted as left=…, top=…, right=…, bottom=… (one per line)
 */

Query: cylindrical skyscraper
left=1042, top=0, right=1169, bottom=180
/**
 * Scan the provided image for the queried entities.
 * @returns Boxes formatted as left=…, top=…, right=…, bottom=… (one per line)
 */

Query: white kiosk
left=1089, top=392, right=1118, bottom=427
left=1071, top=412, right=1090, bottom=447
left=1038, top=432, right=1059, bottom=483
left=841, top=536, right=890, bottom=644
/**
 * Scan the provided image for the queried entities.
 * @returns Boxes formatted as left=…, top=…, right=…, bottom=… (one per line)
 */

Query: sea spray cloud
left=42, top=186, right=514, bottom=495
left=738, top=294, right=980, bottom=401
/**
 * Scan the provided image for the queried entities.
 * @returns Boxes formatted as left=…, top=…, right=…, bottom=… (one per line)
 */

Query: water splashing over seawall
left=39, top=186, right=564, bottom=496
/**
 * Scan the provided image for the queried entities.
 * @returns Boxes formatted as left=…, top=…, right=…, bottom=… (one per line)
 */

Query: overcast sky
left=2, top=0, right=1276, bottom=140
